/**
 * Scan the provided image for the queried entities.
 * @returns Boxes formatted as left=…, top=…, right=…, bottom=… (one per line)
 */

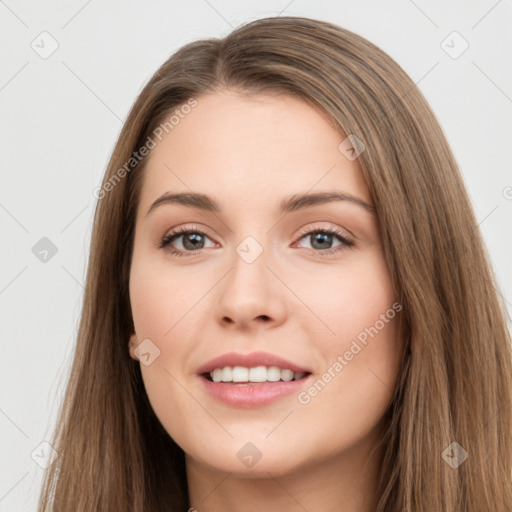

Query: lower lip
left=199, top=375, right=312, bottom=408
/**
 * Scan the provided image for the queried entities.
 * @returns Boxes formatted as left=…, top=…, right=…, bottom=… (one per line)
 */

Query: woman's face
left=129, top=90, right=405, bottom=478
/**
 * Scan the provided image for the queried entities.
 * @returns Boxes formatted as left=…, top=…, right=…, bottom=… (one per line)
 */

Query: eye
left=158, top=224, right=354, bottom=257
left=158, top=225, right=217, bottom=256
left=294, top=225, right=354, bottom=255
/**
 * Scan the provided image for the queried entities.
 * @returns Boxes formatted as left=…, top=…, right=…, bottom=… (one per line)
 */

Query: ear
left=128, top=333, right=138, bottom=360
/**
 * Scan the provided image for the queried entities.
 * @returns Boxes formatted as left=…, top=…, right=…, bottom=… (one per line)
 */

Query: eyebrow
left=146, top=190, right=376, bottom=217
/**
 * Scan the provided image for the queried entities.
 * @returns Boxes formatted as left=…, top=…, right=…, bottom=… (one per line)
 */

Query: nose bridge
left=235, top=234, right=267, bottom=267
left=228, top=233, right=272, bottom=296
left=214, top=232, right=285, bottom=327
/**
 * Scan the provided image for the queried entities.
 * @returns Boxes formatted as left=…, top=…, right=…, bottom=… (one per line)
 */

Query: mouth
left=199, top=367, right=314, bottom=407
left=201, top=366, right=312, bottom=384
left=196, top=352, right=313, bottom=407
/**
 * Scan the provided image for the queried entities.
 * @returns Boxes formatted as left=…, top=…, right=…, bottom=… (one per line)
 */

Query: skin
left=128, top=89, right=405, bottom=512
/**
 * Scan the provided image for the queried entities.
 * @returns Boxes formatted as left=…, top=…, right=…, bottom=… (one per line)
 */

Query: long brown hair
left=37, top=16, right=512, bottom=511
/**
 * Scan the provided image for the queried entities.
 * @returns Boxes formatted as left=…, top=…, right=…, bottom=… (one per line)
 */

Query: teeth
left=267, top=366, right=281, bottom=382
left=281, top=369, right=294, bottom=382
left=249, top=366, right=267, bottom=382
left=209, top=365, right=307, bottom=383
left=212, top=368, right=223, bottom=382
left=221, top=367, right=232, bottom=382
left=232, top=366, right=248, bottom=382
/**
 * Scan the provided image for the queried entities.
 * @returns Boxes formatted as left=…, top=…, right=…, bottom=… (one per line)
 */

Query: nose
left=214, top=241, right=287, bottom=331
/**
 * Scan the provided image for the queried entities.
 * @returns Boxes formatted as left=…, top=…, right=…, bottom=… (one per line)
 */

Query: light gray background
left=1, top=1, right=511, bottom=510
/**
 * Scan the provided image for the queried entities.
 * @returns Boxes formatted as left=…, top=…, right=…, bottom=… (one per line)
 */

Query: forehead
left=137, top=90, right=372, bottom=216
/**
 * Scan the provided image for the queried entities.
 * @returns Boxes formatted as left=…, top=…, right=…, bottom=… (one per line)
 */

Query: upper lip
left=197, top=351, right=311, bottom=375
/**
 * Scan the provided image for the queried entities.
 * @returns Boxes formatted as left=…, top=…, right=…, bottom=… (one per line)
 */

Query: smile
left=196, top=351, right=313, bottom=407
left=205, top=365, right=309, bottom=383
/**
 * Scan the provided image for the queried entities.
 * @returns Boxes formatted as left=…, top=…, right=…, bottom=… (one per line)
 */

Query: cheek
left=129, top=247, right=196, bottom=337
left=303, top=250, right=403, bottom=405
left=128, top=248, right=206, bottom=422
left=297, top=311, right=403, bottom=457
left=298, top=249, right=398, bottom=339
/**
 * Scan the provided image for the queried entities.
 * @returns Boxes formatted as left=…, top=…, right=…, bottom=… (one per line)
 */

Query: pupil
left=183, top=233, right=204, bottom=250
left=311, top=232, right=332, bottom=250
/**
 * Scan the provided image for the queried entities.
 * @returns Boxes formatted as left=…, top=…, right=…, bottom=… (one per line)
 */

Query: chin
left=186, top=442, right=306, bottom=478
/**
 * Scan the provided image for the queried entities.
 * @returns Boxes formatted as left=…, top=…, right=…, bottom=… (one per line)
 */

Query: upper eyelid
left=297, top=222, right=352, bottom=239
left=164, top=223, right=346, bottom=236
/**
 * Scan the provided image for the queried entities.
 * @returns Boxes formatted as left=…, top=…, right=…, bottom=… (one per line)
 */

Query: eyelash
left=297, top=225, right=355, bottom=254
left=158, top=224, right=354, bottom=257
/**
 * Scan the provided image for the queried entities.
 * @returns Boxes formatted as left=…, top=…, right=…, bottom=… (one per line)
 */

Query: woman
left=37, top=15, right=512, bottom=511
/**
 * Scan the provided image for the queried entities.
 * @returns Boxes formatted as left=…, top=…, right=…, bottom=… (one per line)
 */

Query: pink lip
left=196, top=351, right=311, bottom=375
left=199, top=375, right=314, bottom=408
left=196, top=351, right=313, bottom=408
